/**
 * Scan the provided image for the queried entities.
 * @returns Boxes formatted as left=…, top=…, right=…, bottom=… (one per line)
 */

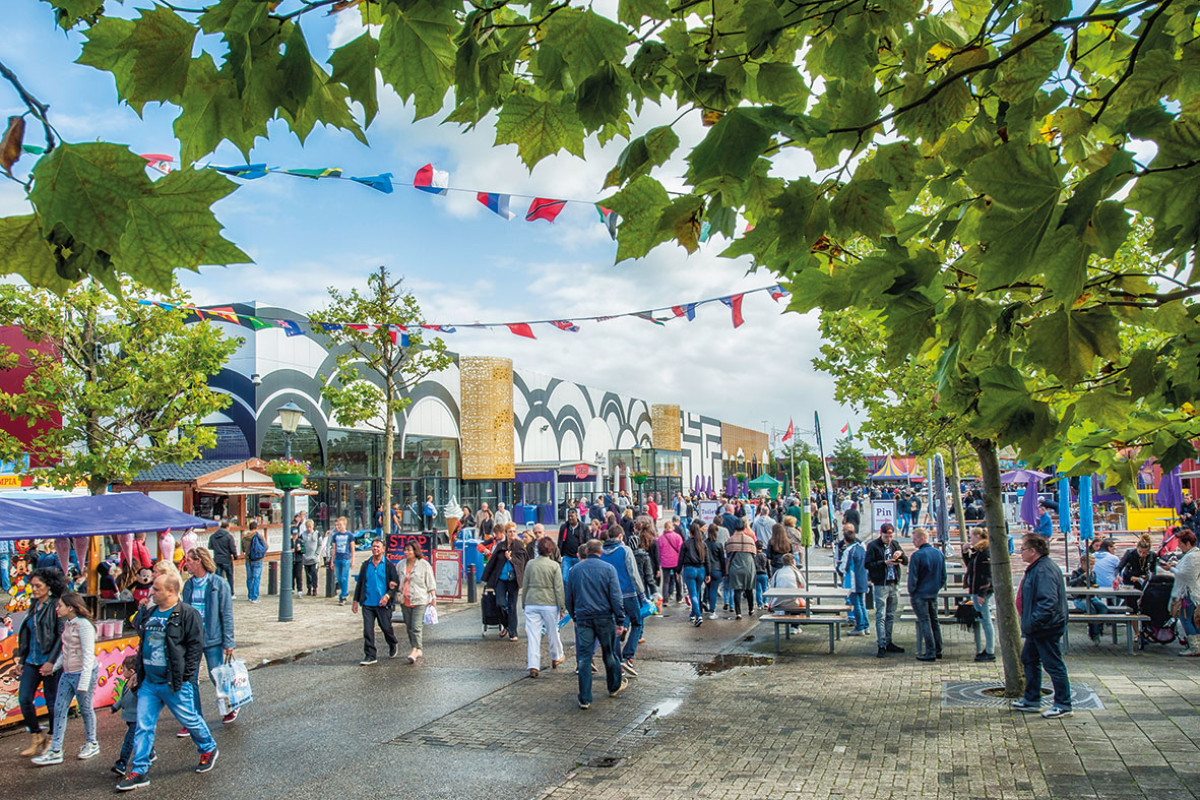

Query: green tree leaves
left=494, top=90, right=586, bottom=168
left=377, top=1, right=456, bottom=120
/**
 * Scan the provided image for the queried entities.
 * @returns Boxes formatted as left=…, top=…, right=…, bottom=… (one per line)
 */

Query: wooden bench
left=761, top=614, right=850, bottom=654
left=899, top=613, right=958, bottom=625
left=1064, top=613, right=1150, bottom=654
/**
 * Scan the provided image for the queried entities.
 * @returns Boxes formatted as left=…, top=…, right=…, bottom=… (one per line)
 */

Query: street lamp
left=277, top=401, right=304, bottom=623
left=631, top=445, right=643, bottom=513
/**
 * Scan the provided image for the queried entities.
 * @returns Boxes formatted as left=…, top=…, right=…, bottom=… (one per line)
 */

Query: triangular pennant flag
left=477, top=192, right=515, bottom=220
left=21, top=144, right=46, bottom=155
left=283, top=167, right=343, bottom=179
left=551, top=320, right=580, bottom=332
left=720, top=294, right=745, bottom=328
left=350, top=173, right=394, bottom=193
left=244, top=316, right=273, bottom=331
left=345, top=324, right=376, bottom=335
left=527, top=198, right=567, bottom=223
left=203, top=306, right=241, bottom=324
left=768, top=284, right=787, bottom=302
left=413, top=163, right=449, bottom=194
left=699, top=220, right=712, bottom=243
left=634, top=312, right=665, bottom=326
left=782, top=419, right=794, bottom=442
left=213, top=164, right=269, bottom=179
left=595, top=204, right=618, bottom=239
left=140, top=153, right=174, bottom=173
left=276, top=319, right=303, bottom=337
left=507, top=323, right=536, bottom=339
left=839, top=423, right=849, bottom=434
left=317, top=322, right=343, bottom=332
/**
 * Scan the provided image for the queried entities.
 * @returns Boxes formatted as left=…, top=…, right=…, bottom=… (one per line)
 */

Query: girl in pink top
left=658, top=524, right=684, bottom=605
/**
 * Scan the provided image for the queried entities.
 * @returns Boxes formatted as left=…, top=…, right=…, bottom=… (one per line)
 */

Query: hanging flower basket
left=263, top=459, right=310, bottom=490
left=733, top=471, right=748, bottom=481
left=631, top=471, right=649, bottom=485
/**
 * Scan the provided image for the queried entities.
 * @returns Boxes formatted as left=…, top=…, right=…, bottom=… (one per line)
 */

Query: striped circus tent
left=871, top=455, right=912, bottom=481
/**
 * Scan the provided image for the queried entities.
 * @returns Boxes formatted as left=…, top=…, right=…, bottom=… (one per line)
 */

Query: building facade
left=190, top=303, right=769, bottom=529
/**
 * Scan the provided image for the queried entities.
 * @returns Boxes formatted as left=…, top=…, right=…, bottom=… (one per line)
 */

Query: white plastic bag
left=423, top=605, right=439, bottom=626
left=212, top=658, right=254, bottom=711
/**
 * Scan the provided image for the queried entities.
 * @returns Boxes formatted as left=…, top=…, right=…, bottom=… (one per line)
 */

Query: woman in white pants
left=522, top=537, right=565, bottom=678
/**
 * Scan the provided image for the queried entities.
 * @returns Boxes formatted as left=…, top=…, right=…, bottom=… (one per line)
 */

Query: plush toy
left=5, top=557, right=33, bottom=614
left=130, top=566, right=154, bottom=605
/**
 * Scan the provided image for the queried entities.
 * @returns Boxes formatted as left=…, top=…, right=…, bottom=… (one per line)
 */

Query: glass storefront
left=608, top=448, right=683, bottom=509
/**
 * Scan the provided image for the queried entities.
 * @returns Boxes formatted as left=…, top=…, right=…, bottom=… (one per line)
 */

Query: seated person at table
left=1073, top=538, right=1119, bottom=643
left=1118, top=533, right=1159, bottom=589
left=767, top=553, right=807, bottom=614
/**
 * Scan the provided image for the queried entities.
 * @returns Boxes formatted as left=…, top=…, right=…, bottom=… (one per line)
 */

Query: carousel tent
left=871, top=455, right=911, bottom=481
left=0, top=491, right=217, bottom=540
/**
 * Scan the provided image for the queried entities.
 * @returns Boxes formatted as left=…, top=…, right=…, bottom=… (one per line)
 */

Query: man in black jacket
left=118, top=572, right=218, bottom=791
left=207, top=520, right=237, bottom=597
left=559, top=509, right=587, bottom=584
left=1012, top=533, right=1072, bottom=719
left=864, top=523, right=907, bottom=658
left=352, top=539, right=401, bottom=665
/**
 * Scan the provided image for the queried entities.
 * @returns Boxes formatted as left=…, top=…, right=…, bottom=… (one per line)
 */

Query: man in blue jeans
left=565, top=540, right=627, bottom=709
left=599, top=525, right=646, bottom=675
left=243, top=521, right=266, bottom=603
left=907, top=527, right=946, bottom=662
left=117, top=572, right=218, bottom=791
left=327, top=516, right=356, bottom=606
left=1012, top=532, right=1073, bottom=719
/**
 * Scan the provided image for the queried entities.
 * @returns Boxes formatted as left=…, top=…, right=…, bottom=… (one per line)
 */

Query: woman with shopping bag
left=398, top=541, right=438, bottom=664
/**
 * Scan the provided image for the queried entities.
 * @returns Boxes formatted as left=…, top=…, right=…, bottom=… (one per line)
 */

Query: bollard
left=325, top=563, right=335, bottom=598
left=467, top=564, right=477, bottom=604
left=268, top=561, right=278, bottom=596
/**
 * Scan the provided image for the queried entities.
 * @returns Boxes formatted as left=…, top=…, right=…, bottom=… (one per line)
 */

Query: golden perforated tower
left=460, top=356, right=515, bottom=480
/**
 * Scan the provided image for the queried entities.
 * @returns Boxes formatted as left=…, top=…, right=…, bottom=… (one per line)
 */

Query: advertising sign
left=385, top=531, right=435, bottom=565
left=873, top=499, right=897, bottom=532
left=697, top=500, right=721, bottom=526
left=574, top=464, right=590, bottom=480
left=433, top=549, right=463, bottom=600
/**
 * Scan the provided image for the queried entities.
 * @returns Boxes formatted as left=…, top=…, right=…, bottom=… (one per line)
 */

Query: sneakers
left=339, top=598, right=346, bottom=606
left=735, top=614, right=742, bottom=620
left=111, top=762, right=128, bottom=776
left=389, top=644, right=399, bottom=659
left=31, top=749, right=64, bottom=766
left=975, top=652, right=996, bottom=662
left=1010, top=698, right=1042, bottom=712
left=877, top=647, right=887, bottom=658
left=78, top=741, right=101, bottom=760
left=222, top=708, right=239, bottom=724
left=622, top=659, right=638, bottom=677
left=609, top=679, right=629, bottom=697
left=176, top=727, right=190, bottom=738
left=195, top=747, right=219, bottom=773
left=916, top=655, right=937, bottom=663
left=847, top=630, right=866, bottom=637
left=1042, top=705, right=1073, bottom=719
left=578, top=701, right=591, bottom=710
left=116, top=773, right=150, bottom=791
left=528, top=668, right=539, bottom=678
left=885, top=643, right=905, bottom=653
left=708, top=613, right=718, bottom=620
left=692, top=617, right=703, bottom=627
left=359, top=658, right=378, bottom=666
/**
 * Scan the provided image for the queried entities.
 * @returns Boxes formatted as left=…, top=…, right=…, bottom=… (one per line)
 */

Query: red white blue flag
left=413, top=163, right=449, bottom=194
left=720, top=294, right=745, bottom=328
left=477, top=192, right=515, bottom=220
left=551, top=320, right=580, bottom=332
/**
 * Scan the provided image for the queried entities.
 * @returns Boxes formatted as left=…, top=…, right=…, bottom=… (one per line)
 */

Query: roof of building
left=132, top=459, right=250, bottom=483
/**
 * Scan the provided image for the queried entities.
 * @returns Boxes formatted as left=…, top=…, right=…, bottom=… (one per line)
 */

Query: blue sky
left=1, top=0, right=863, bottom=449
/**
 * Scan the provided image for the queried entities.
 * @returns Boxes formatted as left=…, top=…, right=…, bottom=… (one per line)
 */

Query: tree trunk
left=948, top=442, right=968, bottom=547
left=382, top=373, right=395, bottom=537
left=971, top=436, right=1024, bottom=697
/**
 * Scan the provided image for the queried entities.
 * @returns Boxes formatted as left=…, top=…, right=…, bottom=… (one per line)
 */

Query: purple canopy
left=1001, top=468, right=1049, bottom=484
left=705, top=475, right=713, bottom=496
left=1019, top=475, right=1042, bottom=526
left=726, top=476, right=737, bottom=497
left=692, top=475, right=700, bottom=495
left=1157, top=465, right=1183, bottom=511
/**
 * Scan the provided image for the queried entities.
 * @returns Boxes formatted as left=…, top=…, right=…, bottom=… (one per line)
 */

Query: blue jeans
left=562, top=556, right=579, bottom=585
left=1183, top=596, right=1199, bottom=638
left=49, top=667, right=97, bottom=752
left=496, top=578, right=520, bottom=637
left=193, top=645, right=225, bottom=717
left=683, top=566, right=706, bottom=620
left=1073, top=597, right=1108, bottom=638
left=575, top=617, right=622, bottom=705
left=913, top=597, right=942, bottom=657
left=334, top=557, right=351, bottom=600
left=974, top=593, right=995, bottom=654
left=18, top=661, right=59, bottom=734
left=0, top=555, right=9, bottom=591
left=755, top=574, right=769, bottom=607
left=873, top=584, right=899, bottom=646
left=620, top=596, right=644, bottom=660
left=246, top=559, right=263, bottom=601
left=704, top=571, right=724, bottom=614
left=848, top=591, right=868, bottom=631
left=1022, top=634, right=1071, bottom=709
left=131, top=681, right=216, bottom=774
left=899, top=514, right=911, bottom=535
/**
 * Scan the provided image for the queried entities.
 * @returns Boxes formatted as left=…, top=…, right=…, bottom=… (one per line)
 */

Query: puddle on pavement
left=651, top=698, right=683, bottom=718
left=694, top=654, right=773, bottom=676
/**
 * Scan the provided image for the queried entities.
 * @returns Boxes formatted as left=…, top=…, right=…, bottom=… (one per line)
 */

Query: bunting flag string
left=137, top=284, right=790, bottom=341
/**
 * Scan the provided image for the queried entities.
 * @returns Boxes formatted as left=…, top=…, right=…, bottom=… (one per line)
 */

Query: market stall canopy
left=1000, top=468, right=1049, bottom=483
left=0, top=492, right=217, bottom=540
left=871, top=455, right=911, bottom=480
left=748, top=473, right=783, bottom=498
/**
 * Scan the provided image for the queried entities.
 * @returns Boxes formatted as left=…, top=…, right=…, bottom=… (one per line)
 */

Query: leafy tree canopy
left=7, top=0, right=1199, bottom=493
left=830, top=436, right=868, bottom=483
left=0, top=280, right=238, bottom=494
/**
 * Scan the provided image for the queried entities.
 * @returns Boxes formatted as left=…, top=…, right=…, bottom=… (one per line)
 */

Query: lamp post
left=277, top=401, right=305, bottom=623
left=632, top=445, right=644, bottom=513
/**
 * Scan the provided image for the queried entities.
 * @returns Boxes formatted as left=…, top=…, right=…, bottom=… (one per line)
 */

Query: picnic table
left=1063, top=586, right=1146, bottom=653
left=761, top=587, right=853, bottom=653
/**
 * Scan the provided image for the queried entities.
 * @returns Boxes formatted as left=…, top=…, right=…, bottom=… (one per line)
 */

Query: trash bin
left=521, top=504, right=538, bottom=526
left=458, top=538, right=485, bottom=581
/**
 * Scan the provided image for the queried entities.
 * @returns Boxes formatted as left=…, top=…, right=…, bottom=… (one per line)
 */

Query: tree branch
left=0, top=59, right=56, bottom=154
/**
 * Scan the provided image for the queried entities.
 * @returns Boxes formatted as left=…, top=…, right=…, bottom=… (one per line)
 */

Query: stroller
left=1136, top=574, right=1178, bottom=649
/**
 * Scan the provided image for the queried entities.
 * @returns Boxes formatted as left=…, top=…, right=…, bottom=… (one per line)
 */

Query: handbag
left=954, top=600, right=980, bottom=629
left=423, top=605, right=439, bottom=626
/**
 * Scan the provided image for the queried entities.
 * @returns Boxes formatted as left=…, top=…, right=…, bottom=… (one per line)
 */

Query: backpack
left=248, top=534, right=267, bottom=561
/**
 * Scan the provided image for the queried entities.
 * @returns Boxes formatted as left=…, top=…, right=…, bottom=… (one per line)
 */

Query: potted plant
left=733, top=471, right=748, bottom=482
left=630, top=470, right=650, bottom=485
left=263, top=458, right=310, bottom=490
